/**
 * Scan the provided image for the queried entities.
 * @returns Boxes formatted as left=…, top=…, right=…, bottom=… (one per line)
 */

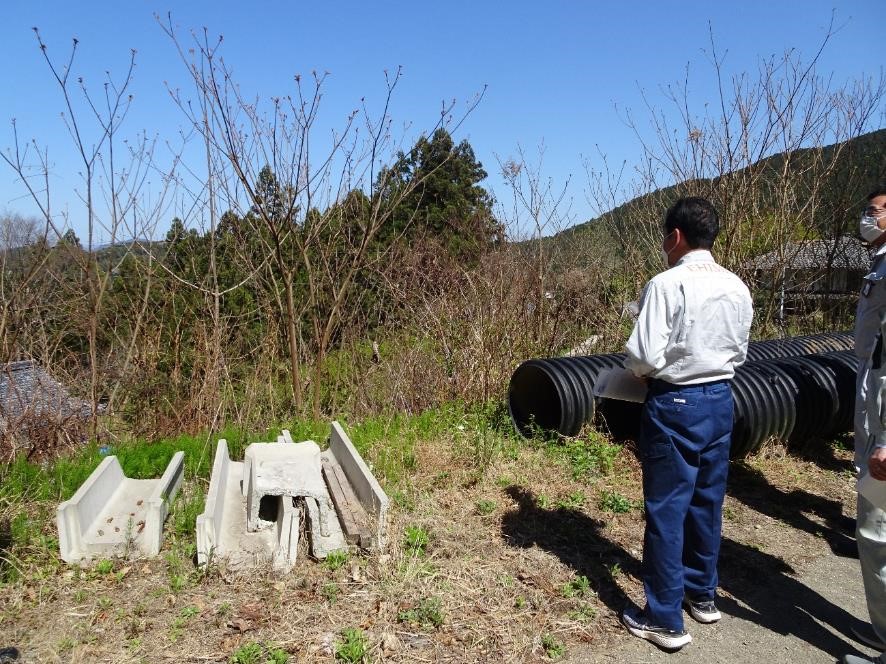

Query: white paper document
left=858, top=471, right=886, bottom=510
left=593, top=368, right=649, bottom=403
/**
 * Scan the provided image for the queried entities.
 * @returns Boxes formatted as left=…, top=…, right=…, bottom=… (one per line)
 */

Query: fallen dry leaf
left=226, top=618, right=254, bottom=633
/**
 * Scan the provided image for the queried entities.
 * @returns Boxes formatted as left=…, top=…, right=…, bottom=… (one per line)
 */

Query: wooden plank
left=330, top=463, right=372, bottom=547
left=322, top=457, right=371, bottom=547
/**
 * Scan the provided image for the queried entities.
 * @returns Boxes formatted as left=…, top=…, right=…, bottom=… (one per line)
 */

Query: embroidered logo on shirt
left=673, top=398, right=687, bottom=403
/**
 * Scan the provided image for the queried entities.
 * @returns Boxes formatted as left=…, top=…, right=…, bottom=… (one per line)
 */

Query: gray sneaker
left=683, top=597, right=721, bottom=624
left=621, top=606, right=692, bottom=650
left=842, top=654, right=885, bottom=664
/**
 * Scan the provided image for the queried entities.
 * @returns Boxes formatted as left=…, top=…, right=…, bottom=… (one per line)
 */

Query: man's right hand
left=869, top=447, right=886, bottom=481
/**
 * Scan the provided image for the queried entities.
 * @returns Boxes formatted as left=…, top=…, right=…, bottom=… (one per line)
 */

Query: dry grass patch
left=0, top=424, right=861, bottom=662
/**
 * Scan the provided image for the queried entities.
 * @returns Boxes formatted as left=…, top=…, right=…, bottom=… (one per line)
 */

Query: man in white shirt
left=620, top=197, right=753, bottom=650
left=844, top=187, right=886, bottom=664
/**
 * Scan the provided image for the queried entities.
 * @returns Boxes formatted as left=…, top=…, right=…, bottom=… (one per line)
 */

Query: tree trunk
left=284, top=273, right=303, bottom=412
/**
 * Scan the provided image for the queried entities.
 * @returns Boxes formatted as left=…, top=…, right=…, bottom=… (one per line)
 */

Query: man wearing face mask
left=620, top=197, right=753, bottom=650
left=844, top=188, right=886, bottom=664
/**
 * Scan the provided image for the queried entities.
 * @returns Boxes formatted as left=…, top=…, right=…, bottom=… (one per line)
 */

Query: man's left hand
left=869, top=447, right=886, bottom=481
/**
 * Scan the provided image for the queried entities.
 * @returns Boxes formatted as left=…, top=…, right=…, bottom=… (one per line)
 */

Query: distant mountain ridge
left=548, top=127, right=886, bottom=255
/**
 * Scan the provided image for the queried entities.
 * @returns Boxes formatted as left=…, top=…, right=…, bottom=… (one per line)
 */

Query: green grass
left=560, top=574, right=592, bottom=598
left=599, top=490, right=636, bottom=514
left=541, top=633, right=565, bottom=659
left=324, top=550, right=349, bottom=572
left=322, top=582, right=340, bottom=605
left=335, top=628, right=367, bottom=663
left=397, top=596, right=444, bottom=629
left=544, top=430, right=622, bottom=480
left=555, top=491, right=586, bottom=510
left=0, top=401, right=523, bottom=587
left=228, top=640, right=287, bottom=664
left=403, top=525, right=430, bottom=555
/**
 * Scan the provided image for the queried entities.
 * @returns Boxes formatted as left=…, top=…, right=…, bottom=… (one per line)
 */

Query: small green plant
left=536, top=494, right=551, bottom=509
left=555, top=491, right=586, bottom=510
left=227, top=640, right=288, bottom=664
left=560, top=574, right=592, bottom=598
left=230, top=642, right=263, bottom=664
left=475, top=499, right=497, bottom=516
left=97, top=596, right=113, bottom=611
left=335, top=628, right=367, bottom=663
left=95, top=559, right=114, bottom=575
left=391, top=489, right=416, bottom=512
left=322, top=582, right=340, bottom=605
left=266, top=645, right=289, bottom=664
left=514, top=595, right=527, bottom=609
left=73, top=589, right=87, bottom=603
left=599, top=490, right=634, bottom=513
left=165, top=541, right=192, bottom=592
left=180, top=605, right=200, bottom=619
left=324, top=550, right=349, bottom=571
left=170, top=490, right=205, bottom=539
left=403, top=525, right=429, bottom=555
left=495, top=474, right=515, bottom=488
left=57, top=637, right=75, bottom=653
left=397, top=596, right=444, bottom=629
left=568, top=603, right=597, bottom=622
left=125, top=637, right=142, bottom=652
left=545, top=431, right=622, bottom=480
left=541, top=633, right=565, bottom=659
left=607, top=562, right=622, bottom=578
left=169, top=573, right=187, bottom=592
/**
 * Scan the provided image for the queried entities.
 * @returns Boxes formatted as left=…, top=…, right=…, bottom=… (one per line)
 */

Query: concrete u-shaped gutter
left=57, top=451, right=185, bottom=563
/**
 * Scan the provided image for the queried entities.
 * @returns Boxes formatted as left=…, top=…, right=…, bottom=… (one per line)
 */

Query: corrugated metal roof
left=0, top=361, right=92, bottom=424
left=747, top=236, right=872, bottom=271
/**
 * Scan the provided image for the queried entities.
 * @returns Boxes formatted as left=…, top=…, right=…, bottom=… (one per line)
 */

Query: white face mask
left=860, top=214, right=884, bottom=244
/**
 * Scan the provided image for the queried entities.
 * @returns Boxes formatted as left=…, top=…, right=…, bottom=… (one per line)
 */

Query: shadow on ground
left=500, top=485, right=640, bottom=617
left=501, top=484, right=871, bottom=660
left=727, top=461, right=857, bottom=558
left=718, top=538, right=871, bottom=660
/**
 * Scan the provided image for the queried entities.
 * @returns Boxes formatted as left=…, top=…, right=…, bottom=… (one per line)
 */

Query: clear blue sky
left=1, top=0, right=883, bottom=242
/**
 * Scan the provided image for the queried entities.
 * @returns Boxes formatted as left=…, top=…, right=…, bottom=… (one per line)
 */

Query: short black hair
left=664, top=197, right=719, bottom=249
left=867, top=187, right=886, bottom=201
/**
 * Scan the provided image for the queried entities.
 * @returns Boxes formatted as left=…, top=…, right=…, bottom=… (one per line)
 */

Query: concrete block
left=196, top=425, right=387, bottom=570
left=273, top=496, right=299, bottom=572
left=57, top=452, right=185, bottom=563
left=243, top=441, right=332, bottom=532
left=304, top=496, right=347, bottom=559
left=324, top=421, right=390, bottom=550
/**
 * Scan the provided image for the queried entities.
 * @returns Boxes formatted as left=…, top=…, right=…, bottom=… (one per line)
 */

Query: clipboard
left=593, top=368, right=648, bottom=403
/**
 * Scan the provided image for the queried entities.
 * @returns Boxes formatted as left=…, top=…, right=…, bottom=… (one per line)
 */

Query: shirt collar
left=675, top=249, right=715, bottom=266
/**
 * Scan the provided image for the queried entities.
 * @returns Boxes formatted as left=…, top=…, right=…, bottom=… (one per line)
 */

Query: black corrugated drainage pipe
left=508, top=334, right=856, bottom=459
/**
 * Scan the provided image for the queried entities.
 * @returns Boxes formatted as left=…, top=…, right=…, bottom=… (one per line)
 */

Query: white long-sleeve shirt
left=625, top=250, right=753, bottom=385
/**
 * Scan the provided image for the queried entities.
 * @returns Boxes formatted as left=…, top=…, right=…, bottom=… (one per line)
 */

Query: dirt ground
left=0, top=436, right=877, bottom=663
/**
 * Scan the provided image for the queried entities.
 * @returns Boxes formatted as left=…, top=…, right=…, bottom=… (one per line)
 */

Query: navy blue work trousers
left=638, top=378, right=733, bottom=631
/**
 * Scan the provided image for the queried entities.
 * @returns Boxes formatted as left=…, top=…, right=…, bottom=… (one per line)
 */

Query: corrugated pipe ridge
left=508, top=332, right=855, bottom=459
